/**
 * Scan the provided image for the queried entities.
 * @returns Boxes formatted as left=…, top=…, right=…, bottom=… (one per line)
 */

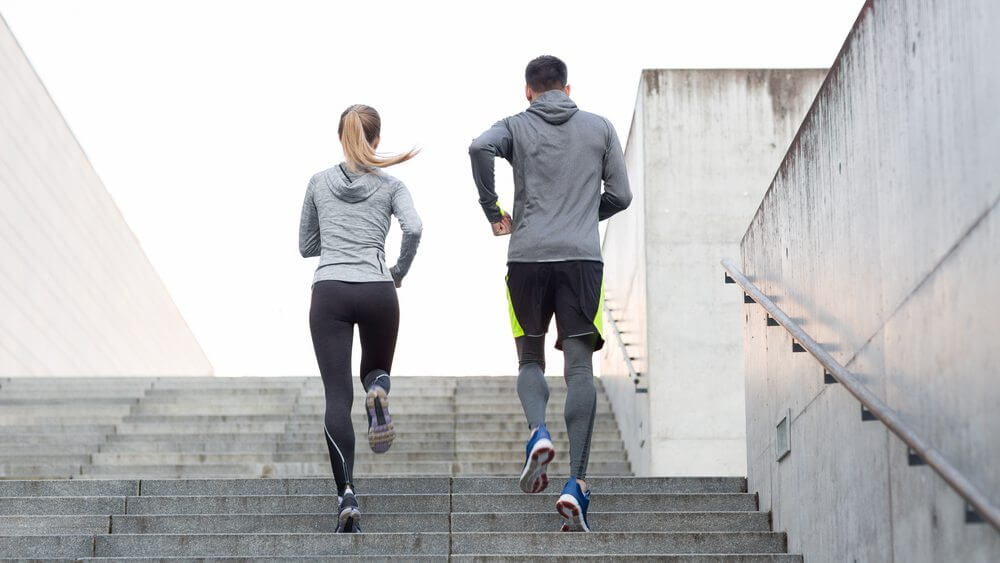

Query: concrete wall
left=602, top=69, right=824, bottom=476
left=740, top=0, right=1000, bottom=560
left=601, top=92, right=651, bottom=474
left=0, top=15, right=212, bottom=376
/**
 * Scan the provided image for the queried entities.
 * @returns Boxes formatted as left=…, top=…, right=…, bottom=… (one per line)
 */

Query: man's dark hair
left=525, top=56, right=568, bottom=92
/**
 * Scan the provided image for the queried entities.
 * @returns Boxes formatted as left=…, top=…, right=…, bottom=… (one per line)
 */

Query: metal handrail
left=722, top=258, right=1000, bottom=532
left=603, top=300, right=642, bottom=388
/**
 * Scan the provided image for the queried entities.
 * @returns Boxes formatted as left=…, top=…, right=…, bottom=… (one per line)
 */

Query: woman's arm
left=298, top=179, right=321, bottom=258
left=389, top=182, right=423, bottom=285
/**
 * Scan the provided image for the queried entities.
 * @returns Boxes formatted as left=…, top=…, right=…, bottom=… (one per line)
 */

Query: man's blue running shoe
left=556, top=478, right=591, bottom=532
left=518, top=424, right=555, bottom=493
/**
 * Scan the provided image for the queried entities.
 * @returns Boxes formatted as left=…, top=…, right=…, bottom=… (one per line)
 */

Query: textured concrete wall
left=602, top=69, right=824, bottom=476
left=740, top=0, right=1000, bottom=560
left=0, top=15, right=212, bottom=376
left=601, top=91, right=651, bottom=475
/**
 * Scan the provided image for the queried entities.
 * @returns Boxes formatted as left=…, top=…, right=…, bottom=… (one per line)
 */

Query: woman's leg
left=357, top=282, right=400, bottom=453
left=309, top=281, right=357, bottom=495
left=358, top=282, right=400, bottom=384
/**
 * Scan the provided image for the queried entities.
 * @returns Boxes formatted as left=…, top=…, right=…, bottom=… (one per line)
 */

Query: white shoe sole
left=518, top=438, right=555, bottom=494
left=556, top=493, right=591, bottom=532
left=336, top=505, right=361, bottom=533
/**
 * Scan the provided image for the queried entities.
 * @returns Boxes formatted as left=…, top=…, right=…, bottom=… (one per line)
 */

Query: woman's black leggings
left=309, top=280, right=399, bottom=494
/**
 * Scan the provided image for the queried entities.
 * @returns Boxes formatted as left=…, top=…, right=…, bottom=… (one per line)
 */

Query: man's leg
left=507, top=263, right=557, bottom=494
left=516, top=336, right=549, bottom=430
left=562, top=335, right=598, bottom=489
left=552, top=261, right=603, bottom=531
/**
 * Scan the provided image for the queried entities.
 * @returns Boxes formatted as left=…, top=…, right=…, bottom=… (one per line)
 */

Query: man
left=468, top=55, right=631, bottom=532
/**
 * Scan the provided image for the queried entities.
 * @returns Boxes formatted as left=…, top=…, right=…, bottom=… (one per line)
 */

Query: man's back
left=469, top=90, right=631, bottom=263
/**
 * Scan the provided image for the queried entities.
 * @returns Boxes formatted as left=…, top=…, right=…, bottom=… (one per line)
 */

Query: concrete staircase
left=0, top=376, right=801, bottom=560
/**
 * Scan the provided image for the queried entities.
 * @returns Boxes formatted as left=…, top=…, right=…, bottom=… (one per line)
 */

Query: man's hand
left=491, top=214, right=512, bottom=236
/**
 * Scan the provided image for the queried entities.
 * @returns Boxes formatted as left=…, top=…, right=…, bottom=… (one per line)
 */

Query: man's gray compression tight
left=516, top=336, right=597, bottom=480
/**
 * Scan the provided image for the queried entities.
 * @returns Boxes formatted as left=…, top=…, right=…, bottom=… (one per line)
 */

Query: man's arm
left=598, top=119, right=632, bottom=221
left=469, top=119, right=513, bottom=224
left=298, top=179, right=321, bottom=257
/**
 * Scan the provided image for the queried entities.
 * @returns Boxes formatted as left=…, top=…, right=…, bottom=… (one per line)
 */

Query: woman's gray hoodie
left=299, top=163, right=422, bottom=285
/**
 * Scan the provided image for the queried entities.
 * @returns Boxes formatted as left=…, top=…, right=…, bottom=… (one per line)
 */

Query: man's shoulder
left=574, top=109, right=612, bottom=129
left=508, top=107, right=611, bottom=130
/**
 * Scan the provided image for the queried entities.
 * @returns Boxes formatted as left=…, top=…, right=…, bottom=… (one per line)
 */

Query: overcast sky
left=0, top=0, right=864, bottom=376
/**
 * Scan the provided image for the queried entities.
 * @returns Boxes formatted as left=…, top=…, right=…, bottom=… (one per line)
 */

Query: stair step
left=75, top=461, right=631, bottom=478
left=92, top=533, right=451, bottom=557
left=449, top=532, right=787, bottom=555
left=453, top=511, right=770, bottom=532
left=0, top=376, right=796, bottom=560
left=111, top=513, right=449, bottom=534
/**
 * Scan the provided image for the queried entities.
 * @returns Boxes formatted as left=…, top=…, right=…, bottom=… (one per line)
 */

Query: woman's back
left=299, top=163, right=421, bottom=285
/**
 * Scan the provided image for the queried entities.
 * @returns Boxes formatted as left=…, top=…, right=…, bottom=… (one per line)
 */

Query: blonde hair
left=338, top=104, right=418, bottom=172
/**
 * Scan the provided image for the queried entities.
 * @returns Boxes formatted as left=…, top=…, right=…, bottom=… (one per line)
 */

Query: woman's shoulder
left=308, top=167, right=336, bottom=186
left=372, top=169, right=407, bottom=192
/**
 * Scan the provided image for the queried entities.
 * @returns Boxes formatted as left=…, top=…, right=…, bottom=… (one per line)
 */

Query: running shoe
left=556, top=478, right=591, bottom=532
left=518, top=424, right=555, bottom=494
left=366, top=383, right=394, bottom=453
left=336, top=490, right=362, bottom=533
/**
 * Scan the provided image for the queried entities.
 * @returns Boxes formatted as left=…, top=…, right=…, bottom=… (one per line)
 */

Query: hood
left=526, top=90, right=579, bottom=125
left=324, top=163, right=381, bottom=203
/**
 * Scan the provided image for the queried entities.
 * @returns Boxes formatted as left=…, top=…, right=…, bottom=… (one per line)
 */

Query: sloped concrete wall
left=0, top=15, right=212, bottom=376
left=602, top=69, right=823, bottom=476
left=740, top=0, right=1000, bottom=560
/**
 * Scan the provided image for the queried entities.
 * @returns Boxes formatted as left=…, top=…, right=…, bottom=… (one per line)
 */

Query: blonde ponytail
left=338, top=105, right=418, bottom=173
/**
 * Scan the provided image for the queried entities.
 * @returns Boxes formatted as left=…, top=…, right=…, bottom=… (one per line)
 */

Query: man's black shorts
left=505, top=260, right=604, bottom=351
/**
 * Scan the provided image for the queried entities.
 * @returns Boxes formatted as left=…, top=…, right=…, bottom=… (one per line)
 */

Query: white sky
left=0, top=0, right=864, bottom=376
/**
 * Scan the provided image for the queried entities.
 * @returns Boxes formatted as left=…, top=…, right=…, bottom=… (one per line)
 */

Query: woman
left=298, top=104, right=422, bottom=533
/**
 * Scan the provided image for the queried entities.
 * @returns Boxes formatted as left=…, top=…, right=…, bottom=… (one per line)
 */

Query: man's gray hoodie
left=299, top=163, right=422, bottom=285
left=469, top=89, right=631, bottom=263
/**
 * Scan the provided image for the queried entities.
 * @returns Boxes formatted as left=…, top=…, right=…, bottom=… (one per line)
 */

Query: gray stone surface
left=0, top=15, right=211, bottom=378
left=0, top=480, right=138, bottom=497
left=0, top=376, right=801, bottom=560
left=123, top=494, right=449, bottom=515
left=0, top=534, right=95, bottom=558
left=451, top=511, right=771, bottom=532
left=449, top=493, right=756, bottom=513
left=452, top=557, right=801, bottom=562
left=93, top=533, right=450, bottom=557
left=601, top=68, right=825, bottom=477
left=112, top=513, right=449, bottom=533
left=442, top=476, right=747, bottom=494
left=739, top=0, right=1000, bottom=560
left=0, top=515, right=110, bottom=535
left=139, top=477, right=450, bottom=496
left=449, top=532, right=786, bottom=554
left=0, top=496, right=125, bottom=515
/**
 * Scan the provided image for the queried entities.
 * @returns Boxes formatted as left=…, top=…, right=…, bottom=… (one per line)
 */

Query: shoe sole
left=556, top=493, right=590, bottom=532
left=336, top=505, right=362, bottom=533
left=518, top=438, right=554, bottom=494
left=366, top=386, right=394, bottom=454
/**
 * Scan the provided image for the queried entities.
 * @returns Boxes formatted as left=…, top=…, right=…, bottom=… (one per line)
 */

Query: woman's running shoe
left=556, top=478, right=591, bottom=532
left=335, top=490, right=362, bottom=533
left=366, top=384, right=394, bottom=453
left=518, top=424, right=555, bottom=494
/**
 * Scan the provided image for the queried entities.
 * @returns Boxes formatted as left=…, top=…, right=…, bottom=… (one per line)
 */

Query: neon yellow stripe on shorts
left=593, top=277, right=605, bottom=338
left=506, top=277, right=524, bottom=338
